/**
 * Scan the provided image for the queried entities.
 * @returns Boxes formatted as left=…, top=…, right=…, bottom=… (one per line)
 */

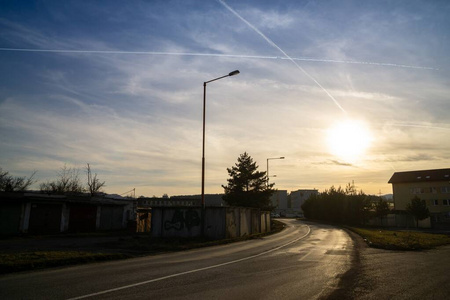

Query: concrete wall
left=204, top=208, right=226, bottom=239
left=151, top=207, right=271, bottom=240
left=151, top=207, right=202, bottom=238
left=226, top=207, right=240, bottom=238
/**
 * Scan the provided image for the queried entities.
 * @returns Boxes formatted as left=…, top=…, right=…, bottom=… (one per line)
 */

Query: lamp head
left=228, top=70, right=240, bottom=76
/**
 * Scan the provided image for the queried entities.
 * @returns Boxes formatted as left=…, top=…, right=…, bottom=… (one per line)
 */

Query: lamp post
left=267, top=157, right=285, bottom=186
left=202, top=70, right=240, bottom=209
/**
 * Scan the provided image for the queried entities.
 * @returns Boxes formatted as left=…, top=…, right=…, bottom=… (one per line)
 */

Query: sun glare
left=326, top=120, right=372, bottom=161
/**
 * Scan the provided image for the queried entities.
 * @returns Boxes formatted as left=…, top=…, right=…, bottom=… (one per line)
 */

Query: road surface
left=0, top=219, right=355, bottom=299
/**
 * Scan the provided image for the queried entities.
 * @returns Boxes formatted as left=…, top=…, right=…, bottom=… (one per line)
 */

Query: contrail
left=387, top=122, right=450, bottom=131
left=219, top=0, right=347, bottom=114
left=286, top=57, right=438, bottom=71
left=0, top=48, right=437, bottom=70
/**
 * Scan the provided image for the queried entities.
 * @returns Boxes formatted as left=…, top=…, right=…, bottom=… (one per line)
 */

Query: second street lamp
left=202, top=70, right=240, bottom=209
left=267, top=157, right=285, bottom=186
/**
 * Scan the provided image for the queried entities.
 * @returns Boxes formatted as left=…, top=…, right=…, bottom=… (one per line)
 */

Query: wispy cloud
left=0, top=1, right=449, bottom=197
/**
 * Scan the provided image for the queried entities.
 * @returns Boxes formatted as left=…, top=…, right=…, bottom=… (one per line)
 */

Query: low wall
left=150, top=206, right=271, bottom=239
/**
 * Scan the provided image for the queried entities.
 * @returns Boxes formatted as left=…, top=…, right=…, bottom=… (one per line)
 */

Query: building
left=388, top=168, right=450, bottom=228
left=290, top=189, right=319, bottom=217
left=270, top=190, right=288, bottom=215
left=0, top=192, right=135, bottom=236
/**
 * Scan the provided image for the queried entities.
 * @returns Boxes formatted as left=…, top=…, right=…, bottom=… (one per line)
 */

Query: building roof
left=388, top=168, right=450, bottom=184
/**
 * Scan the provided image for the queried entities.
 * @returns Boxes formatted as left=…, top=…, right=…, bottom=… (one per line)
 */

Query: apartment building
left=388, top=168, right=450, bottom=228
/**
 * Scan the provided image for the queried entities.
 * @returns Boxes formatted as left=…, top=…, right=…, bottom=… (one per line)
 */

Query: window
left=411, top=187, right=425, bottom=194
left=441, top=187, right=450, bottom=193
left=432, top=199, right=439, bottom=206
left=432, top=187, right=438, bottom=194
left=443, top=199, right=450, bottom=206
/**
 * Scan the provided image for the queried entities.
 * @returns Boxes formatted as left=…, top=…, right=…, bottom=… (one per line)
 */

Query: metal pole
left=201, top=70, right=239, bottom=209
left=202, top=82, right=206, bottom=209
left=266, top=157, right=285, bottom=187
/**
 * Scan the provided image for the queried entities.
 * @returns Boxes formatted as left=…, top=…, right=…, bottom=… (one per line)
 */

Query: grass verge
left=0, top=251, right=128, bottom=274
left=348, top=227, right=450, bottom=250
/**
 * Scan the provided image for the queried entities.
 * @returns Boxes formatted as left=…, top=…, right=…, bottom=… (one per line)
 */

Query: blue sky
left=1, top=0, right=449, bottom=197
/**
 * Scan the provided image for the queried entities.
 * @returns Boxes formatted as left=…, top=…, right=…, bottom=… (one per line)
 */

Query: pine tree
left=222, top=152, right=275, bottom=209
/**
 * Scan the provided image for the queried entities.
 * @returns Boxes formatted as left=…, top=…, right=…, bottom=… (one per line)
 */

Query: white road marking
left=67, top=224, right=311, bottom=300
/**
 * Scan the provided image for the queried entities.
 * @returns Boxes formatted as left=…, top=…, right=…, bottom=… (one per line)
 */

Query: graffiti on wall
left=164, top=209, right=201, bottom=231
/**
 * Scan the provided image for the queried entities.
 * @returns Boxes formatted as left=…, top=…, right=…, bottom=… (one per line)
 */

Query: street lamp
left=202, top=70, right=240, bottom=209
left=267, top=157, right=285, bottom=186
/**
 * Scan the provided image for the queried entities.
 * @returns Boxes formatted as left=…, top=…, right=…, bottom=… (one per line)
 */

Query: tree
left=86, top=163, right=105, bottom=196
left=0, top=168, right=36, bottom=191
left=40, top=165, right=84, bottom=194
left=374, top=198, right=390, bottom=225
left=222, top=152, right=274, bottom=209
left=406, top=196, right=430, bottom=227
left=301, top=183, right=372, bottom=225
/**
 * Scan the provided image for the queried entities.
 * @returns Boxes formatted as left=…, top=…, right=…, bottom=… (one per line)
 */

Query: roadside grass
left=348, top=227, right=450, bottom=250
left=0, top=220, right=285, bottom=274
left=0, top=251, right=128, bottom=274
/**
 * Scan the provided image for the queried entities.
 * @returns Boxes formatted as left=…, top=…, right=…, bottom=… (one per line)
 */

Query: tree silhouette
left=86, top=163, right=105, bottom=196
left=40, top=165, right=84, bottom=194
left=374, top=198, right=390, bottom=225
left=0, top=168, right=36, bottom=192
left=406, top=196, right=430, bottom=227
left=222, top=152, right=274, bottom=209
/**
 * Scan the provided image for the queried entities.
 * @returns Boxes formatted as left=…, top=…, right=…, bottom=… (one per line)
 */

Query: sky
left=1, top=0, right=449, bottom=197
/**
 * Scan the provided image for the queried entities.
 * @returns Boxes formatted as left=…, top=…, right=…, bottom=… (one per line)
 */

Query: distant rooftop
left=388, top=168, right=450, bottom=184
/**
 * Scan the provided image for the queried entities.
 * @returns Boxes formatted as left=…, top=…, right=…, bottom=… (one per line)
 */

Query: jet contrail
left=218, top=0, right=347, bottom=114
left=0, top=48, right=437, bottom=70
left=387, top=122, right=450, bottom=131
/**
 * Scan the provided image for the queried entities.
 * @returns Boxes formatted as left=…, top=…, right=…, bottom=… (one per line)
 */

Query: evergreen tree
left=222, top=152, right=274, bottom=209
left=406, top=196, right=430, bottom=227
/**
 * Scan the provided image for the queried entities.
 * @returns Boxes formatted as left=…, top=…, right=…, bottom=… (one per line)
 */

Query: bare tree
left=86, top=163, right=105, bottom=196
left=40, top=165, right=84, bottom=194
left=0, top=167, right=36, bottom=191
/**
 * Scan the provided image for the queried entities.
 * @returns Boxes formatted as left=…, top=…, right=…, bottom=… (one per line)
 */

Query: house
left=388, top=168, right=450, bottom=228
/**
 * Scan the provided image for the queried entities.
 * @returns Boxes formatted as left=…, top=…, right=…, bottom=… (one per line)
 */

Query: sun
left=326, top=119, right=372, bottom=161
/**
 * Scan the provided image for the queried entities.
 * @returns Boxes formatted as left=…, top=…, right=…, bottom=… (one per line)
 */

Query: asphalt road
left=1, top=219, right=448, bottom=299
left=0, top=219, right=355, bottom=299
left=344, top=237, right=450, bottom=299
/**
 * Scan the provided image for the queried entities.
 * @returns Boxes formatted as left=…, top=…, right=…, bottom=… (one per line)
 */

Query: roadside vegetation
left=0, top=251, right=128, bottom=274
left=348, top=227, right=450, bottom=251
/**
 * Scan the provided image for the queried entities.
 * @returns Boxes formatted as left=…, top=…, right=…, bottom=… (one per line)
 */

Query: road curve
left=0, top=219, right=355, bottom=300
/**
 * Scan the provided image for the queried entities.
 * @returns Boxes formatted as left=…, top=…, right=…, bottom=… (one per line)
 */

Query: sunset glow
left=327, top=120, right=372, bottom=162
